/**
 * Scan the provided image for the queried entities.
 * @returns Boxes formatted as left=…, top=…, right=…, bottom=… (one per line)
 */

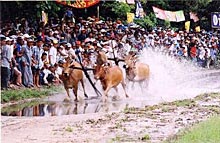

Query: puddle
left=1, top=95, right=161, bottom=116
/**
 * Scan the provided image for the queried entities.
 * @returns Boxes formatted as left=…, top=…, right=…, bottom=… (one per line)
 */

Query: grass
left=166, top=116, right=220, bottom=143
left=1, top=86, right=63, bottom=103
left=140, top=134, right=151, bottom=141
left=65, top=126, right=73, bottom=132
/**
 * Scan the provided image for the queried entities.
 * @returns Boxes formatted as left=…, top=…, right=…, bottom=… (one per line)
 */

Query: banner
left=126, top=0, right=135, bottom=4
left=56, top=0, right=100, bottom=9
left=42, top=11, right=48, bottom=26
left=152, top=6, right=167, bottom=20
left=127, top=12, right=135, bottom=23
left=153, top=6, right=186, bottom=22
left=164, top=11, right=176, bottom=22
left=185, top=21, right=190, bottom=32
left=211, top=12, right=220, bottom=28
left=189, top=12, right=199, bottom=22
left=175, top=10, right=185, bottom=22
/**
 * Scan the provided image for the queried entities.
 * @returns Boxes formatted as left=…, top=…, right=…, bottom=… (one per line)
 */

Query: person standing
left=22, top=38, right=34, bottom=87
left=49, top=39, right=58, bottom=66
left=32, top=37, right=43, bottom=87
left=14, top=37, right=24, bottom=72
left=1, top=35, right=12, bottom=90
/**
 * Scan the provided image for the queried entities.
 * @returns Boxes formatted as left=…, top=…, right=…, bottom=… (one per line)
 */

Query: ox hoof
left=63, top=98, right=70, bottom=102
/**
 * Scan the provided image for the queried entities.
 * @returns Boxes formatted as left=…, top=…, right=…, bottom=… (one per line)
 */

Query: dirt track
left=2, top=93, right=220, bottom=143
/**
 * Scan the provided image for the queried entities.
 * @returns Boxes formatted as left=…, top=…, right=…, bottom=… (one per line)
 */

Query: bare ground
left=1, top=93, right=220, bottom=143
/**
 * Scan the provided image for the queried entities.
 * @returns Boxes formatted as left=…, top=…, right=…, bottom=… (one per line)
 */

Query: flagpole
left=97, top=5, right=100, bottom=19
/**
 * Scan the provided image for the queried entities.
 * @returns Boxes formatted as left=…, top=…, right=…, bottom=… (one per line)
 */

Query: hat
left=0, top=35, right=6, bottom=41
left=6, top=37, right=13, bottom=41
left=23, top=34, right=31, bottom=39
left=37, top=37, right=43, bottom=42
left=27, top=38, right=34, bottom=42
left=100, top=29, right=106, bottom=33
left=52, top=39, right=59, bottom=44
left=66, top=43, right=71, bottom=48
left=59, top=39, right=67, bottom=44
left=43, top=43, right=50, bottom=47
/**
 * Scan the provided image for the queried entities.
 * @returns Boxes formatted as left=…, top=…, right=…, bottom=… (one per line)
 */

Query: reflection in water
left=1, top=99, right=127, bottom=117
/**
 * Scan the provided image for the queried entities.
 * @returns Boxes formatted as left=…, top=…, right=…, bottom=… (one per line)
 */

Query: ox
left=94, top=64, right=129, bottom=102
left=123, top=53, right=150, bottom=91
left=60, top=58, right=88, bottom=101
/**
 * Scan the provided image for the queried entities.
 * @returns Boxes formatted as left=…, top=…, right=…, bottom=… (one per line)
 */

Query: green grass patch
left=166, top=116, right=220, bottom=143
left=65, top=126, right=73, bottom=132
left=1, top=86, right=63, bottom=103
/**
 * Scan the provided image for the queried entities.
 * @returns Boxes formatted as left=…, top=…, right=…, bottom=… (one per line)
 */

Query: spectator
left=1, top=35, right=12, bottom=90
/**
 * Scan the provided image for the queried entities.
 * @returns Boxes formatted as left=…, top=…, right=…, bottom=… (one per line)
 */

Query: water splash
left=136, top=49, right=220, bottom=102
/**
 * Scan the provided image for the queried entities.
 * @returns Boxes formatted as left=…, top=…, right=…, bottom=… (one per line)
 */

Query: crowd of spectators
left=1, top=11, right=220, bottom=90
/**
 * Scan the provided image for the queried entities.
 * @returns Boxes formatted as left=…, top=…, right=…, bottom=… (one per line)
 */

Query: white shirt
left=49, top=46, right=57, bottom=66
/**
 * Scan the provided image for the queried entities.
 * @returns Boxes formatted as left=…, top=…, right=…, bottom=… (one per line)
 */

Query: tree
left=100, top=1, right=131, bottom=21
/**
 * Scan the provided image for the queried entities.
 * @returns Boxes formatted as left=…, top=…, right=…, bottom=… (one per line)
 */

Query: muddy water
left=2, top=50, right=220, bottom=116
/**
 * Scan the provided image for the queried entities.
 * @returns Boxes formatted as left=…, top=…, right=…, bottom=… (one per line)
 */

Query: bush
left=134, top=13, right=157, bottom=29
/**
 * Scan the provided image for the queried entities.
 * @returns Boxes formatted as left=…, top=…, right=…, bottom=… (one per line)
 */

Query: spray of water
left=133, top=49, right=220, bottom=102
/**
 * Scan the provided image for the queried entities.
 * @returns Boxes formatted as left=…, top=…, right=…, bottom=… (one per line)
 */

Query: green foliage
left=65, top=126, right=73, bottom=132
left=102, top=1, right=131, bottom=21
left=140, top=134, right=151, bottom=141
left=134, top=13, right=156, bottom=29
left=166, top=116, right=220, bottom=143
left=164, top=20, right=171, bottom=28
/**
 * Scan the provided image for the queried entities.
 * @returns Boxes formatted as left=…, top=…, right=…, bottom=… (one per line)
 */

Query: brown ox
left=60, top=58, right=88, bottom=101
left=123, top=54, right=150, bottom=91
left=94, top=65, right=128, bottom=102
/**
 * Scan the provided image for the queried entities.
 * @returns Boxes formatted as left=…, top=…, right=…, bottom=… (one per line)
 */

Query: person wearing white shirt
left=49, top=40, right=58, bottom=66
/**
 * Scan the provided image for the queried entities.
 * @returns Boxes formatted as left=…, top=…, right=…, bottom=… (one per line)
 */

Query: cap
left=43, top=43, right=50, bottom=47
left=36, top=36, right=43, bottom=42
left=53, top=39, right=59, bottom=44
left=23, top=34, right=31, bottom=39
left=66, top=43, right=72, bottom=48
left=6, top=37, right=13, bottom=41
left=0, top=35, right=6, bottom=41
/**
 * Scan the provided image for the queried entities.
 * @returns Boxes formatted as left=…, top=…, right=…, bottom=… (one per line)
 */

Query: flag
left=41, top=11, right=48, bottom=26
left=126, top=0, right=135, bottom=4
left=195, top=26, right=200, bottom=32
left=185, top=21, right=190, bottom=32
left=135, top=0, right=144, bottom=18
left=175, top=10, right=185, bottom=22
left=190, top=12, right=199, bottom=22
left=127, top=12, right=135, bottom=23
left=164, top=11, right=176, bottom=22
left=152, top=6, right=167, bottom=20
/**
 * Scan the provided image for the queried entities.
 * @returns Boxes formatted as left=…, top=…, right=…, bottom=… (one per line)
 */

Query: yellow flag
left=195, top=26, right=200, bottom=32
left=185, top=21, right=190, bottom=32
left=127, top=13, right=135, bottom=23
left=42, top=11, right=48, bottom=26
